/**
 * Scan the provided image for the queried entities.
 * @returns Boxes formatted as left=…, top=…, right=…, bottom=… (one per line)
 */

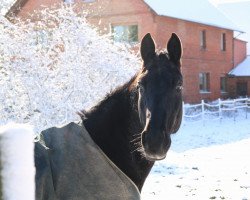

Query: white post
left=218, top=98, right=222, bottom=123
left=0, top=124, right=35, bottom=200
left=182, top=101, right=185, bottom=125
left=246, top=99, right=248, bottom=119
left=247, top=98, right=250, bottom=119
left=0, top=150, right=2, bottom=200
left=233, top=99, right=236, bottom=122
left=201, top=100, right=205, bottom=125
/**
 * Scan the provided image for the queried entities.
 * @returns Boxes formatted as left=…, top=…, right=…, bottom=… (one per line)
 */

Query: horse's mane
left=78, top=73, right=138, bottom=120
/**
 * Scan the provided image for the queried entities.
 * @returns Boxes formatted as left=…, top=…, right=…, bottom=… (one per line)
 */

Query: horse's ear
left=167, top=33, right=182, bottom=64
left=140, top=33, right=156, bottom=65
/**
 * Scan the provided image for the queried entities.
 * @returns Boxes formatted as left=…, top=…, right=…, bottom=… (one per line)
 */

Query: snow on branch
left=0, top=5, right=140, bottom=132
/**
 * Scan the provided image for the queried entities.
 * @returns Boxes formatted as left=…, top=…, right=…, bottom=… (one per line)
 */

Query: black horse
left=35, top=33, right=183, bottom=200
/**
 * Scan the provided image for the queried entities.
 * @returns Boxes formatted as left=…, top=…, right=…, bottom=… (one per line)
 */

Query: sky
left=210, top=0, right=250, bottom=4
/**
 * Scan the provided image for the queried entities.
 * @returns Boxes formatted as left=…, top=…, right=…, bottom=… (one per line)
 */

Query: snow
left=0, top=0, right=14, bottom=15
left=229, top=55, right=250, bottom=76
left=142, top=112, right=250, bottom=199
left=144, top=0, right=242, bottom=32
left=0, top=123, right=35, bottom=200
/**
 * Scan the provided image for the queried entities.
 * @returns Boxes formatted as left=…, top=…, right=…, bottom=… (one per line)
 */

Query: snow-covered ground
left=142, top=113, right=250, bottom=200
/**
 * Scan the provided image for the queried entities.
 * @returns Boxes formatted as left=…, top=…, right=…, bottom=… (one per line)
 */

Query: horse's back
left=35, top=122, right=140, bottom=200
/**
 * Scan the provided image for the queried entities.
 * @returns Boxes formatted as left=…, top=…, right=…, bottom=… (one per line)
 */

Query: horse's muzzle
left=141, top=130, right=171, bottom=161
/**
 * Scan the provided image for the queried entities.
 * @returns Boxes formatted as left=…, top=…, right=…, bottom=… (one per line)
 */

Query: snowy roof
left=229, top=55, right=250, bottom=76
left=143, top=0, right=243, bottom=32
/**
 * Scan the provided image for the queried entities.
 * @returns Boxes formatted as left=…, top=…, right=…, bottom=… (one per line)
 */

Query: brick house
left=6, top=0, right=247, bottom=103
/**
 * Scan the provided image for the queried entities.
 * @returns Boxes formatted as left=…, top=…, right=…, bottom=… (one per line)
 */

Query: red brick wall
left=233, top=38, right=247, bottom=67
left=17, top=0, right=157, bottom=44
left=15, top=0, right=61, bottom=19
left=82, top=0, right=157, bottom=39
left=154, top=16, right=234, bottom=103
left=16, top=0, right=235, bottom=103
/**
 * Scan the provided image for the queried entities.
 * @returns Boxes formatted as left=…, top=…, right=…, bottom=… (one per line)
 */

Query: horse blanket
left=35, top=122, right=140, bottom=200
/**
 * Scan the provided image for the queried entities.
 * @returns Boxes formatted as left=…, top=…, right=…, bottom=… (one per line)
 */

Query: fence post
left=201, top=100, right=205, bottom=125
left=247, top=98, right=249, bottom=119
left=0, top=147, right=2, bottom=200
left=218, top=98, right=222, bottom=123
left=246, top=99, right=248, bottom=119
left=182, top=101, right=185, bottom=124
left=233, top=99, right=236, bottom=122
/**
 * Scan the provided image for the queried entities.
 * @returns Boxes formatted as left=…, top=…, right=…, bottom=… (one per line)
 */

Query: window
left=200, top=30, right=206, bottom=49
left=64, top=0, right=74, bottom=3
left=82, top=0, right=95, bottom=2
left=111, top=25, right=138, bottom=43
left=220, top=77, right=227, bottom=93
left=221, top=33, right=226, bottom=51
left=199, top=73, right=210, bottom=92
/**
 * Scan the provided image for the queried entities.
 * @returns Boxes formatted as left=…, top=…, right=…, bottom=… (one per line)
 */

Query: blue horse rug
left=35, top=122, right=140, bottom=200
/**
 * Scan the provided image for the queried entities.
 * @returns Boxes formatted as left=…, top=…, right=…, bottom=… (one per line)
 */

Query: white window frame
left=111, top=24, right=138, bottom=43
left=199, top=72, right=210, bottom=93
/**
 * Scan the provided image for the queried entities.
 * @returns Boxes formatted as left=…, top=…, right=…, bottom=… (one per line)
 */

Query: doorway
left=236, top=82, right=248, bottom=97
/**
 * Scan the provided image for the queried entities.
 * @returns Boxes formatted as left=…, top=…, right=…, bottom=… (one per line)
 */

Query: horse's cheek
left=138, top=97, right=146, bottom=126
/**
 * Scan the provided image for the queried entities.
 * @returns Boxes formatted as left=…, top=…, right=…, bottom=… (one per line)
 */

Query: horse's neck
left=83, top=87, right=154, bottom=191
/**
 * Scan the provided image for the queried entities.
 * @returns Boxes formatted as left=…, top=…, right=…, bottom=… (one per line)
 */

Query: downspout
left=232, top=33, right=235, bottom=68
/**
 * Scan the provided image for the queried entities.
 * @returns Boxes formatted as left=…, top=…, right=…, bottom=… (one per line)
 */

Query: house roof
left=143, top=0, right=243, bottom=32
left=4, top=0, right=244, bottom=33
left=229, top=55, right=250, bottom=77
left=4, top=0, right=28, bottom=18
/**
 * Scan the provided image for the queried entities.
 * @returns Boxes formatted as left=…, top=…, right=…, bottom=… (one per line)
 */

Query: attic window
left=83, top=0, right=96, bottom=2
left=221, top=33, right=226, bottom=51
left=200, top=30, right=206, bottom=50
left=64, top=0, right=74, bottom=3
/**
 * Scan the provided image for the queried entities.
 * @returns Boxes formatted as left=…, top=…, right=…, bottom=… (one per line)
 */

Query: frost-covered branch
left=0, top=5, right=140, bottom=132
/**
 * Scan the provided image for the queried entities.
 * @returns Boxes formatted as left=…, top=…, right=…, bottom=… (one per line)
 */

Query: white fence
left=183, top=97, right=250, bottom=123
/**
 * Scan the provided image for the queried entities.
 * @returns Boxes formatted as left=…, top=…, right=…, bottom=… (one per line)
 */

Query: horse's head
left=137, top=33, right=183, bottom=161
